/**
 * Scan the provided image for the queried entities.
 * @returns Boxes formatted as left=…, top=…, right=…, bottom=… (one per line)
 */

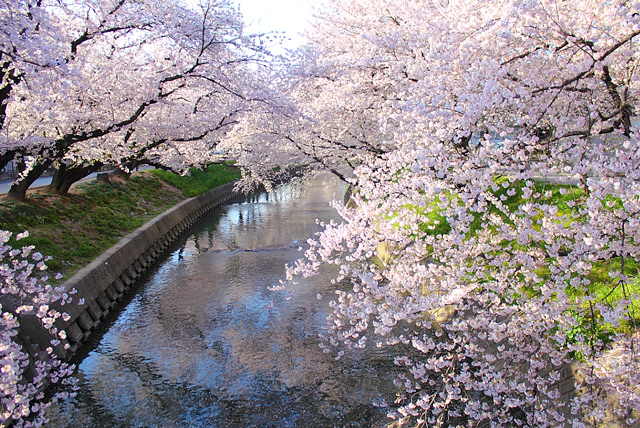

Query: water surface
left=47, top=174, right=396, bottom=428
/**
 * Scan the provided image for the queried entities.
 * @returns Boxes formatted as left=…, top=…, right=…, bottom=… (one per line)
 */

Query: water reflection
left=47, top=174, right=396, bottom=427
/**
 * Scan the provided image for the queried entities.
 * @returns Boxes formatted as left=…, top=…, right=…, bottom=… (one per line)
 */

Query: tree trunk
left=48, top=162, right=67, bottom=193
left=6, top=161, right=52, bottom=201
left=49, top=162, right=103, bottom=195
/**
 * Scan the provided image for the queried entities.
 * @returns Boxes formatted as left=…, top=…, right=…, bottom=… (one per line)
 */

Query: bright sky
left=234, top=0, right=317, bottom=51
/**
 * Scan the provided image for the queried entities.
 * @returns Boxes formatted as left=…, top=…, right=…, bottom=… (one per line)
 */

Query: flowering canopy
left=1, top=0, right=270, bottom=199
left=2, top=0, right=640, bottom=426
left=234, top=0, right=640, bottom=426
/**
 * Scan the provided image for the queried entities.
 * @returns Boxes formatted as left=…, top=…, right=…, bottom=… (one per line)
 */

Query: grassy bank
left=152, top=163, right=242, bottom=197
left=0, top=164, right=241, bottom=279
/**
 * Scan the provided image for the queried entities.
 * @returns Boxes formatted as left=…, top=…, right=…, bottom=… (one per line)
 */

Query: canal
left=46, top=173, right=397, bottom=427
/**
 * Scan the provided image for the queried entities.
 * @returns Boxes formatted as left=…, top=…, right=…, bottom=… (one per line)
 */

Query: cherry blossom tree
left=1, top=231, right=77, bottom=427
left=258, top=0, right=640, bottom=426
left=224, top=42, right=393, bottom=190
left=46, top=68, right=249, bottom=194
left=0, top=0, right=69, bottom=173
left=2, top=0, right=269, bottom=200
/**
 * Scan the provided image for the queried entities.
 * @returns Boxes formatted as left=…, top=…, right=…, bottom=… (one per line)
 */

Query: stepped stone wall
left=43, top=181, right=241, bottom=360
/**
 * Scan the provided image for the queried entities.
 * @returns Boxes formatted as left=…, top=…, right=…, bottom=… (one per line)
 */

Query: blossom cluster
left=1, top=231, right=76, bottom=427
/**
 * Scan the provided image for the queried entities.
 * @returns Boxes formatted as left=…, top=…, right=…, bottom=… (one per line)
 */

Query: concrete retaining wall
left=46, top=181, right=241, bottom=360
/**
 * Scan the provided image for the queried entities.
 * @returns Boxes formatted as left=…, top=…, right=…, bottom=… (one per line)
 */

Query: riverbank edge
left=38, top=180, right=242, bottom=360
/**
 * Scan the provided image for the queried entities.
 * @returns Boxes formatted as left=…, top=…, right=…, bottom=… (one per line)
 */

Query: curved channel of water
left=47, top=174, right=397, bottom=428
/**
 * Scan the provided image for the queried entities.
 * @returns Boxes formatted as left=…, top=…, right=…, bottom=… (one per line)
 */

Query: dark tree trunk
left=48, top=162, right=66, bottom=193
left=1, top=62, right=20, bottom=130
left=122, top=160, right=140, bottom=171
left=6, top=161, right=52, bottom=201
left=49, top=162, right=103, bottom=195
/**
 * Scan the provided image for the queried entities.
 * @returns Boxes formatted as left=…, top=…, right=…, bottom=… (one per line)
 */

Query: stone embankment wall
left=47, top=181, right=241, bottom=360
